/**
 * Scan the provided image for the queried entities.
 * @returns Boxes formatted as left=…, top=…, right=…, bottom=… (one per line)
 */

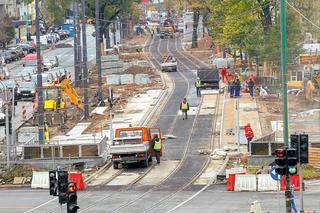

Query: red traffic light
left=68, top=183, right=77, bottom=193
left=275, top=149, right=284, bottom=157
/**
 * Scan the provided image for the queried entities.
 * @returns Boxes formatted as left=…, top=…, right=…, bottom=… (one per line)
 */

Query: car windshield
left=2, top=80, right=16, bottom=88
left=19, top=82, right=35, bottom=89
left=118, top=130, right=143, bottom=138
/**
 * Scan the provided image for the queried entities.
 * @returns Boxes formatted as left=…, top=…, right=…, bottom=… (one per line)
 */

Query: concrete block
left=234, top=174, right=256, bottom=192
left=257, top=174, right=279, bottom=191
left=101, top=55, right=119, bottom=62
left=31, top=171, right=49, bottom=189
left=106, top=75, right=120, bottom=85
left=13, top=177, right=26, bottom=185
left=135, top=74, right=150, bottom=84
left=102, top=61, right=123, bottom=69
left=120, top=74, right=134, bottom=85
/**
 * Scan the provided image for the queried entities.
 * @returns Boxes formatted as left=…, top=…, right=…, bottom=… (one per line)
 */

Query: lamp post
left=0, top=81, right=10, bottom=167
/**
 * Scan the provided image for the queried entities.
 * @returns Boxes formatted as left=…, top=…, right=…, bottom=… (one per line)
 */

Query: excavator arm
left=61, top=79, right=84, bottom=109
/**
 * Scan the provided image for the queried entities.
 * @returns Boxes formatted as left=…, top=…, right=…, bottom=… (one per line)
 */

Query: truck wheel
left=113, top=162, right=119, bottom=169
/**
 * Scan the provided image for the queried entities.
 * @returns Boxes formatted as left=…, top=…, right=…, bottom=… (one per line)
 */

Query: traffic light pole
left=81, top=0, right=89, bottom=119
left=35, top=0, right=45, bottom=144
left=95, top=0, right=103, bottom=102
left=280, top=0, right=291, bottom=211
left=298, top=135, right=304, bottom=212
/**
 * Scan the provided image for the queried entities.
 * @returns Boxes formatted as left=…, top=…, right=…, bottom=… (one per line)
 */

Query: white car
left=43, top=58, right=54, bottom=71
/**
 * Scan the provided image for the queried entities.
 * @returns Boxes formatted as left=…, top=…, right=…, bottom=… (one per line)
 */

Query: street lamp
left=0, top=80, right=10, bottom=167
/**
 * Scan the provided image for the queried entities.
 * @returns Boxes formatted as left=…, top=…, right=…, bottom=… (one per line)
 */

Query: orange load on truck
left=110, top=126, right=163, bottom=169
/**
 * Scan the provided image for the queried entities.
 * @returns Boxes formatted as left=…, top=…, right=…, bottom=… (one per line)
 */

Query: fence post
left=268, top=142, right=272, bottom=156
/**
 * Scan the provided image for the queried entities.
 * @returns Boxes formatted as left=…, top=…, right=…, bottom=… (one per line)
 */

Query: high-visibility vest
left=44, top=123, right=49, bottom=141
left=195, top=79, right=201, bottom=88
left=181, top=102, right=188, bottom=110
left=153, top=138, right=162, bottom=150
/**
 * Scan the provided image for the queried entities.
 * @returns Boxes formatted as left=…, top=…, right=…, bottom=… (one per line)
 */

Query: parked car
left=57, top=31, right=67, bottom=40
left=0, top=103, right=5, bottom=125
left=20, top=67, right=36, bottom=78
left=0, top=56, right=4, bottom=64
left=0, top=64, right=9, bottom=80
left=61, top=30, right=70, bottom=38
left=0, top=52, right=13, bottom=63
left=9, top=47, right=25, bottom=58
left=46, top=56, right=59, bottom=67
left=6, top=50, right=21, bottom=61
left=31, top=73, right=53, bottom=84
left=2, top=79, right=19, bottom=105
left=43, top=58, right=53, bottom=70
left=17, top=43, right=36, bottom=54
left=17, top=81, right=36, bottom=100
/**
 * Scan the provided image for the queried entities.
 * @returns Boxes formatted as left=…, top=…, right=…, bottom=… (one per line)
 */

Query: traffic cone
left=22, top=104, right=27, bottom=121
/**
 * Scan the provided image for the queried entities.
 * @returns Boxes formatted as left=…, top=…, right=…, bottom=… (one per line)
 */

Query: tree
left=0, top=16, right=15, bottom=49
left=86, top=0, right=143, bottom=49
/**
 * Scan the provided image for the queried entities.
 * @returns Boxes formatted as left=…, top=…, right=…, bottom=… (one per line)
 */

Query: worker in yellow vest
left=153, top=134, right=162, bottom=164
left=44, top=121, right=50, bottom=142
left=195, top=77, right=201, bottom=97
left=180, top=98, right=190, bottom=120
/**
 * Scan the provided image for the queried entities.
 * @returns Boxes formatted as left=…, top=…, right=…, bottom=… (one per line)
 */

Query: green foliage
left=0, top=164, right=33, bottom=183
left=209, top=0, right=304, bottom=65
left=0, top=16, right=15, bottom=48
left=41, top=0, right=69, bottom=27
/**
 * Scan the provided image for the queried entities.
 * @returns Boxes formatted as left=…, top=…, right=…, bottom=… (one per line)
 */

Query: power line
left=285, top=0, right=320, bottom=30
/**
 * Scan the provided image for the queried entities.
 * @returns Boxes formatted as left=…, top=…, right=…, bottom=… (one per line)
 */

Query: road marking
left=0, top=205, right=34, bottom=209
left=24, top=197, right=57, bottom=213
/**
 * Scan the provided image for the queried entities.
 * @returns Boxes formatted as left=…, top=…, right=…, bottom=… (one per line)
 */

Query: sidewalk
left=221, top=91, right=262, bottom=153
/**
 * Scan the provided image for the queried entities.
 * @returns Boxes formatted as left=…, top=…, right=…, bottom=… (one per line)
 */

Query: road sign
left=271, top=166, right=282, bottom=181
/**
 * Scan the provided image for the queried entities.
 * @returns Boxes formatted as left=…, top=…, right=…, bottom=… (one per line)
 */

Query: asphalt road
left=0, top=25, right=96, bottom=140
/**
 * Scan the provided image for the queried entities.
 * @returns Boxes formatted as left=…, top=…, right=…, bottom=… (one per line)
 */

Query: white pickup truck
left=160, top=54, right=177, bottom=72
left=110, top=136, right=151, bottom=169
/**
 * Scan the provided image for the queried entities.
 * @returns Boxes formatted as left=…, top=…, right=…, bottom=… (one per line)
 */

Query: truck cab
left=111, top=126, right=163, bottom=169
left=197, top=68, right=220, bottom=90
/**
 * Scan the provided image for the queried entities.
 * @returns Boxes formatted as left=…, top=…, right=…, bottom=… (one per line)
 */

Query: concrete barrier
left=120, top=74, right=134, bottom=84
left=135, top=74, right=150, bottom=84
left=257, top=174, right=278, bottom=191
left=106, top=75, right=120, bottom=85
left=31, top=171, right=49, bottom=189
left=234, top=174, right=256, bottom=192
left=226, top=167, right=247, bottom=178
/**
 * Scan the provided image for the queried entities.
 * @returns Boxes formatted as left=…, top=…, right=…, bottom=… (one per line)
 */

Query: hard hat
left=197, top=77, right=200, bottom=80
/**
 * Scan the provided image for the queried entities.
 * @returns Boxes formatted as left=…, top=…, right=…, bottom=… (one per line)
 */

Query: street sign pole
left=277, top=180, right=280, bottom=213
left=298, top=134, right=304, bottom=212
left=280, top=0, right=291, bottom=211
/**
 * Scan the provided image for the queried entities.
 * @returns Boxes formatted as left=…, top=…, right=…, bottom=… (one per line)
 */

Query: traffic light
left=67, top=182, right=79, bottom=213
left=286, top=148, right=297, bottom=175
left=299, top=134, right=309, bottom=164
left=275, top=149, right=287, bottom=175
left=49, top=171, right=58, bottom=196
left=58, top=171, right=68, bottom=204
left=290, top=134, right=299, bottom=160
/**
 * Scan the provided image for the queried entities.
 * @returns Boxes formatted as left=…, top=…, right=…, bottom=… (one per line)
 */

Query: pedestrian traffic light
left=275, top=149, right=287, bottom=175
left=286, top=148, right=297, bottom=175
left=67, top=182, right=79, bottom=213
left=299, top=134, right=309, bottom=164
left=49, top=171, right=58, bottom=196
left=58, top=171, right=68, bottom=204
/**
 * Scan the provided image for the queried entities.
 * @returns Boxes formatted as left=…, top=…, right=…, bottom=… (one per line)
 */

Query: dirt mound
left=124, top=66, right=156, bottom=76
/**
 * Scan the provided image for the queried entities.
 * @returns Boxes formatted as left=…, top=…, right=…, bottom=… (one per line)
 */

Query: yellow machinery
left=306, top=72, right=320, bottom=102
left=34, top=79, right=83, bottom=111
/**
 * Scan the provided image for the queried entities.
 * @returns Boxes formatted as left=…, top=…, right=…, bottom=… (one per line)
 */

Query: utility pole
left=95, top=0, right=103, bottom=102
left=73, top=0, right=79, bottom=87
left=81, top=0, right=89, bottom=119
left=280, top=0, right=291, bottom=211
left=76, top=2, right=82, bottom=87
left=35, top=0, right=44, bottom=144
left=0, top=81, right=10, bottom=167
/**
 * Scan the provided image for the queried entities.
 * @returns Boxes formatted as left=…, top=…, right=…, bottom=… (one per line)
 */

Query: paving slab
left=194, top=159, right=225, bottom=185
left=66, top=123, right=91, bottom=137
left=138, top=160, right=180, bottom=185
left=107, top=172, right=141, bottom=186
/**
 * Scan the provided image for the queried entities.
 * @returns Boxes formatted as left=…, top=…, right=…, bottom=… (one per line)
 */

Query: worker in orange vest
left=244, top=123, right=254, bottom=153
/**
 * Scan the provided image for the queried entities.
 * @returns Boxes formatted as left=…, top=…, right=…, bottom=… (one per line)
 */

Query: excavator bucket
left=61, top=79, right=84, bottom=109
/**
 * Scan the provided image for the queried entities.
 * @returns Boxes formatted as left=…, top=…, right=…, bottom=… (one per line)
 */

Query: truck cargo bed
left=110, top=144, right=148, bottom=155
